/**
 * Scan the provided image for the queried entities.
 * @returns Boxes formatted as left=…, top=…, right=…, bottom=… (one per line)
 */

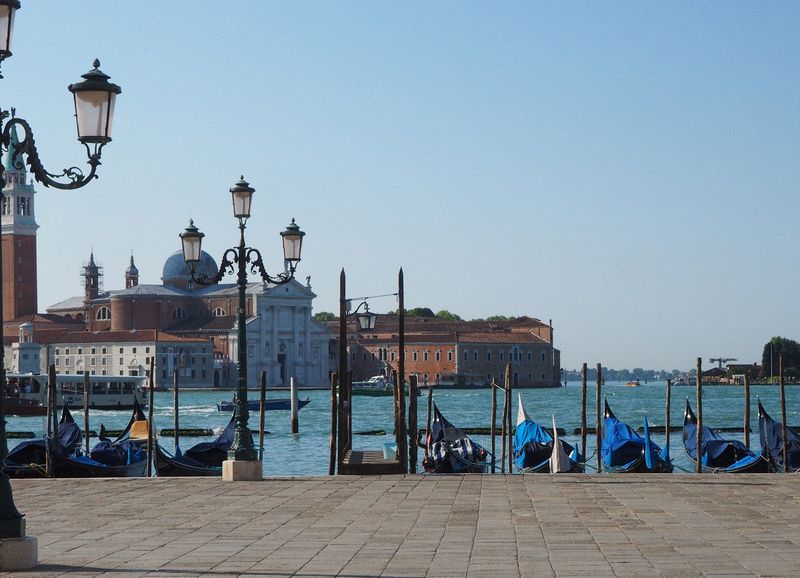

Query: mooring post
left=83, top=371, right=90, bottom=454
left=665, top=378, right=671, bottom=459
left=408, top=374, right=418, bottom=473
left=337, top=269, right=347, bottom=472
left=259, top=370, right=267, bottom=463
left=743, top=373, right=751, bottom=448
left=290, top=377, right=299, bottom=434
left=46, top=364, right=55, bottom=477
left=491, top=378, right=497, bottom=473
left=506, top=364, right=513, bottom=473
left=780, top=353, right=788, bottom=472
left=49, top=364, right=57, bottom=439
left=696, top=357, right=703, bottom=474
left=425, top=377, right=434, bottom=460
left=595, top=363, right=602, bottom=472
left=328, top=371, right=337, bottom=475
left=146, top=357, right=155, bottom=478
left=500, top=364, right=509, bottom=474
left=398, top=268, right=407, bottom=472
left=580, top=363, right=587, bottom=461
left=173, top=369, right=180, bottom=455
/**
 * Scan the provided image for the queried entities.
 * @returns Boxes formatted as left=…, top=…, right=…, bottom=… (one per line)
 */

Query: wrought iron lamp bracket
left=246, top=246, right=294, bottom=286
left=1, top=111, right=104, bottom=190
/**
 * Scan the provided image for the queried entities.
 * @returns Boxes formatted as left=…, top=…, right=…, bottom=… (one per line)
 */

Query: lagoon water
left=7, top=381, right=800, bottom=475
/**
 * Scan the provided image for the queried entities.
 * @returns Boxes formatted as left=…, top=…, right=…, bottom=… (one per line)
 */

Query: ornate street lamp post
left=180, top=177, right=304, bottom=480
left=0, top=0, right=121, bottom=567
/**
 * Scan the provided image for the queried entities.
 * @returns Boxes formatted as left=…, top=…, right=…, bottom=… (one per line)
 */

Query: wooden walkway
left=340, top=449, right=404, bottom=475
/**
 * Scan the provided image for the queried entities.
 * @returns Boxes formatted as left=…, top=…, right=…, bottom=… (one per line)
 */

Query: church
left=2, top=124, right=330, bottom=389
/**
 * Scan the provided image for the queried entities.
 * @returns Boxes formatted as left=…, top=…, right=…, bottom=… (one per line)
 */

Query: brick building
left=336, top=315, right=561, bottom=388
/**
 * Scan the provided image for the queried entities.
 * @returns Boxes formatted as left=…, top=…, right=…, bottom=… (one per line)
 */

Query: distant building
left=334, top=315, right=561, bottom=388
left=2, top=136, right=329, bottom=388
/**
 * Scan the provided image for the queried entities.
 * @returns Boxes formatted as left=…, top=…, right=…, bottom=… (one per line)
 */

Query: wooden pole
left=425, top=376, right=433, bottom=460
left=259, top=370, right=267, bottom=463
left=147, top=356, right=155, bottom=478
left=500, top=364, right=509, bottom=473
left=696, top=357, right=703, bottom=474
left=580, top=363, right=587, bottom=461
left=337, top=269, right=347, bottom=472
left=328, top=371, right=337, bottom=475
left=506, top=364, right=513, bottom=473
left=46, top=364, right=55, bottom=476
left=665, top=378, right=671, bottom=459
left=408, top=374, right=418, bottom=473
left=743, top=373, right=751, bottom=448
left=595, top=363, right=601, bottom=472
left=780, top=353, right=789, bottom=472
left=83, top=371, right=90, bottom=454
left=392, top=369, right=400, bottom=461
left=173, top=369, right=180, bottom=454
left=49, top=364, right=57, bottom=438
left=491, top=378, right=497, bottom=473
left=398, top=268, right=406, bottom=472
left=290, top=377, right=298, bottom=434
left=347, top=371, right=353, bottom=453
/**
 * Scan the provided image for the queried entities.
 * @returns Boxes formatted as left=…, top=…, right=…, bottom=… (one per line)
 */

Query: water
left=6, top=381, right=800, bottom=475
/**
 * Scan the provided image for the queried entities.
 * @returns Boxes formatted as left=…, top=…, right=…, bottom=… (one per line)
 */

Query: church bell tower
left=1, top=123, right=39, bottom=322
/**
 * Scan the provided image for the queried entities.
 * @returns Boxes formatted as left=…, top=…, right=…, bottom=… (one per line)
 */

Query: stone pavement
left=5, top=474, right=800, bottom=577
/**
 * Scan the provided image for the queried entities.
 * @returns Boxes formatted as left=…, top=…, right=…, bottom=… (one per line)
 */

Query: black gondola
left=154, top=415, right=236, bottom=477
left=422, top=403, right=488, bottom=473
left=683, top=399, right=769, bottom=473
left=3, top=403, right=82, bottom=478
left=49, top=399, right=149, bottom=478
left=758, top=400, right=800, bottom=472
left=514, top=394, right=583, bottom=473
left=601, top=399, right=673, bottom=473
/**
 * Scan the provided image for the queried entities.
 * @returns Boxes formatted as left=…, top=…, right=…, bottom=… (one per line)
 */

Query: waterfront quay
left=7, top=474, right=800, bottom=577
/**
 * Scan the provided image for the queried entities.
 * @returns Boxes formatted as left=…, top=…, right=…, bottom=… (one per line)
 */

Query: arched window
left=96, top=306, right=111, bottom=320
left=173, top=307, right=187, bottom=319
left=213, top=307, right=226, bottom=317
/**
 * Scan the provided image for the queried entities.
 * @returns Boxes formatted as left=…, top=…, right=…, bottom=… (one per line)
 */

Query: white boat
left=5, top=372, right=148, bottom=410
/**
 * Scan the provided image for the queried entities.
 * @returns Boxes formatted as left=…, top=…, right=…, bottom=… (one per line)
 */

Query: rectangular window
left=500, top=352, right=504, bottom=362
left=55, top=359, right=60, bottom=366
left=145, top=347, right=150, bottom=353
left=119, top=358, right=123, bottom=365
left=91, top=358, right=96, bottom=366
left=463, top=351, right=468, bottom=361
left=423, top=351, right=428, bottom=362
left=119, top=348, right=124, bottom=354
left=65, top=358, right=70, bottom=366
left=391, top=352, right=396, bottom=361
left=541, top=373, right=545, bottom=380
left=541, top=351, right=546, bottom=362
left=448, top=351, right=453, bottom=362
left=102, top=358, right=107, bottom=366
left=102, top=347, right=107, bottom=355
left=91, top=347, right=96, bottom=355
left=487, top=351, right=492, bottom=362
left=473, top=351, right=478, bottom=361
left=363, top=352, right=368, bottom=361
left=55, top=348, right=60, bottom=355
left=132, top=347, right=137, bottom=354
left=65, top=348, right=70, bottom=355
left=101, top=370, right=107, bottom=376
left=413, top=351, right=418, bottom=362
left=120, top=371, right=124, bottom=376
left=435, top=351, right=440, bottom=362
left=77, top=347, right=82, bottom=355
left=528, top=373, right=533, bottom=380
left=528, top=352, right=532, bottom=363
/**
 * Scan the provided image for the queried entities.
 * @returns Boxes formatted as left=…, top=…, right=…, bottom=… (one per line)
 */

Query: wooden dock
left=340, top=450, right=404, bottom=475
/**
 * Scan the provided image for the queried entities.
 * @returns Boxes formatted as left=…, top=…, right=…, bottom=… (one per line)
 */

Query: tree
left=762, top=336, right=800, bottom=378
left=486, top=315, right=512, bottom=322
left=313, top=311, right=336, bottom=323
left=436, top=310, right=462, bottom=321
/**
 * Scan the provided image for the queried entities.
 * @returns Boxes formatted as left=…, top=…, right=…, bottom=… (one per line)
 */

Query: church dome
left=161, top=249, right=218, bottom=283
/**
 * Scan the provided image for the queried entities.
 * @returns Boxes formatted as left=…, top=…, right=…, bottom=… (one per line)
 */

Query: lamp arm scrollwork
left=188, top=247, right=238, bottom=286
left=246, top=247, right=295, bottom=286
left=1, top=113, right=104, bottom=190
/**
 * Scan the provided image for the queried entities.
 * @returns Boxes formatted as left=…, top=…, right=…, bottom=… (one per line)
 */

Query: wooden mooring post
left=328, top=371, right=337, bottom=475
left=173, top=369, right=180, bottom=455
left=665, top=378, right=671, bottom=458
left=491, top=378, right=497, bottom=473
left=580, top=363, right=587, bottom=461
left=337, top=269, right=347, bottom=474
left=259, top=370, right=267, bottom=462
left=146, top=357, right=155, bottom=478
left=780, top=354, right=788, bottom=472
left=408, top=374, right=418, bottom=473
left=696, top=357, right=703, bottom=474
left=595, top=363, right=602, bottom=472
left=743, top=373, right=751, bottom=448
left=506, top=364, right=513, bottom=473
left=83, top=371, right=90, bottom=454
left=425, top=378, right=434, bottom=461
left=500, top=367, right=509, bottom=473
left=290, top=377, right=299, bottom=434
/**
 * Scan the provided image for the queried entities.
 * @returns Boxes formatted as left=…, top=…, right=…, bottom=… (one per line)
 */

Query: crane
left=709, top=357, right=737, bottom=369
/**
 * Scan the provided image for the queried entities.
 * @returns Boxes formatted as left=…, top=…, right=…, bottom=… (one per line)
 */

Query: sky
left=3, top=2, right=798, bottom=371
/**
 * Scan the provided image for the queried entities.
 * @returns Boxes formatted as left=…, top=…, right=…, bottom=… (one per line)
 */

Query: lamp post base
left=0, top=536, right=37, bottom=571
left=222, top=459, right=262, bottom=481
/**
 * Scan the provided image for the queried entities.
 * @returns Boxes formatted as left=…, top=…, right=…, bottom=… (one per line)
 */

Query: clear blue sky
left=4, top=2, right=798, bottom=371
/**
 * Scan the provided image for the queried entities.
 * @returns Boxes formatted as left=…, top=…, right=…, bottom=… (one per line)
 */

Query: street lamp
left=0, top=1, right=122, bottom=565
left=180, top=176, right=304, bottom=480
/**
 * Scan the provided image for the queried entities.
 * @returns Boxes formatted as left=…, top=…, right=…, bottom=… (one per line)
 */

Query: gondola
left=49, top=398, right=149, bottom=478
left=422, top=403, right=489, bottom=473
left=758, top=400, right=800, bottom=472
left=3, top=403, right=82, bottom=478
left=513, top=394, right=582, bottom=473
left=683, top=400, right=769, bottom=473
left=602, top=399, right=672, bottom=473
left=154, top=415, right=236, bottom=477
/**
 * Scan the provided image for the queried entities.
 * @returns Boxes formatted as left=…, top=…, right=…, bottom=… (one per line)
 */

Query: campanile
left=1, top=123, right=39, bottom=322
